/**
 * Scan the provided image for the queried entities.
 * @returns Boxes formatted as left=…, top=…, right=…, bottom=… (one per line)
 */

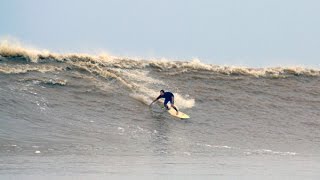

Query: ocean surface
left=1, top=42, right=320, bottom=179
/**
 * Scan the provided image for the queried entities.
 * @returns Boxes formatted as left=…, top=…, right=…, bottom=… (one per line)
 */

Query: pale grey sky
left=1, top=0, right=319, bottom=67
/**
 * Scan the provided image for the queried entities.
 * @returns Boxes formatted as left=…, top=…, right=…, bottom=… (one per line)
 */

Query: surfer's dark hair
left=160, top=90, right=165, bottom=93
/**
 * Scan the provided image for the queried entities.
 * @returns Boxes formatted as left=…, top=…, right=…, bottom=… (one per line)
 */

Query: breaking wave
left=1, top=40, right=319, bottom=78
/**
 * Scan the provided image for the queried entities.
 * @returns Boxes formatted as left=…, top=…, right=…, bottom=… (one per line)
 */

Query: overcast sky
left=1, top=0, right=319, bottom=67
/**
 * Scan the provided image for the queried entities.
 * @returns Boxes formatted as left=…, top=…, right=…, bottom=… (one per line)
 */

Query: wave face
left=1, top=42, right=320, bottom=177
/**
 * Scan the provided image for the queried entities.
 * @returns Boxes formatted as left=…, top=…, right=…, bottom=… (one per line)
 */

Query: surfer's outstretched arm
left=150, top=99, right=157, bottom=106
left=150, top=95, right=161, bottom=106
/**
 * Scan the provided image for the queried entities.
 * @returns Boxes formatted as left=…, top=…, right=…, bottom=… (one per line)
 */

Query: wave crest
left=1, top=41, right=319, bottom=78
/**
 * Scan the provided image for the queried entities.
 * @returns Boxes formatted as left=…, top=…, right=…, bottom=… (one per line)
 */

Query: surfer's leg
left=171, top=104, right=179, bottom=115
left=164, top=99, right=169, bottom=110
left=170, top=99, right=179, bottom=114
left=171, top=105, right=178, bottom=112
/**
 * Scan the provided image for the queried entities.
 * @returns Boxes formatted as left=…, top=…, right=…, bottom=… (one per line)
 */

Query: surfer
left=150, top=90, right=179, bottom=115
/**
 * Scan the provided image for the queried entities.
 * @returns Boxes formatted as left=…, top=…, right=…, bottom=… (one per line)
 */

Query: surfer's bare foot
left=176, top=111, right=179, bottom=115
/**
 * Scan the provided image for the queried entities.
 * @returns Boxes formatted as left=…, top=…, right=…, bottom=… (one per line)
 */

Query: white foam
left=245, top=149, right=298, bottom=156
left=0, top=38, right=51, bottom=62
left=117, top=127, right=125, bottom=133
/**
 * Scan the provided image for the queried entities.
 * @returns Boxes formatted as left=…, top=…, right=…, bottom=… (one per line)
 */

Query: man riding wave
left=150, top=90, right=179, bottom=115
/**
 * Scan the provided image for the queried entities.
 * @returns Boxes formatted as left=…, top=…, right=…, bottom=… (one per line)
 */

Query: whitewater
left=1, top=41, right=320, bottom=179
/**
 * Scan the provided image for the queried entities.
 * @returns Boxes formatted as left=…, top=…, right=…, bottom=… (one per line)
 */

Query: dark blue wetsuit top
left=157, top=92, right=174, bottom=105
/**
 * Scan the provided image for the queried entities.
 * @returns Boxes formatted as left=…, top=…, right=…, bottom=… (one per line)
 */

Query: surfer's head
left=160, top=90, right=165, bottom=95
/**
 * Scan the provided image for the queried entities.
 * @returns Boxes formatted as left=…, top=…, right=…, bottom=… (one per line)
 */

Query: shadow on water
left=149, top=105, right=172, bottom=156
left=151, top=118, right=171, bottom=156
